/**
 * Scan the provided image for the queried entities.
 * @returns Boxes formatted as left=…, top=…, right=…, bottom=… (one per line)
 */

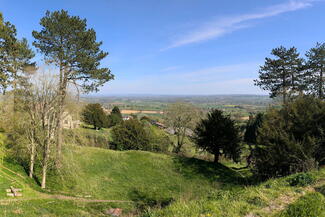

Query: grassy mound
left=46, top=145, right=244, bottom=204
left=1, top=145, right=325, bottom=216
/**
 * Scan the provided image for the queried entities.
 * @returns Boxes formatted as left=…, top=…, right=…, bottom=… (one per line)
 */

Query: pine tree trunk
left=55, top=64, right=67, bottom=168
left=55, top=97, right=64, bottom=168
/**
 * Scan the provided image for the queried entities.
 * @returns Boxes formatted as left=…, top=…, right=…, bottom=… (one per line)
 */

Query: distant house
left=123, top=116, right=132, bottom=121
left=62, top=112, right=81, bottom=129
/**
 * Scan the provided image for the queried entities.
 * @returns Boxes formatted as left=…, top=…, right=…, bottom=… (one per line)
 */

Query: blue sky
left=1, top=0, right=325, bottom=95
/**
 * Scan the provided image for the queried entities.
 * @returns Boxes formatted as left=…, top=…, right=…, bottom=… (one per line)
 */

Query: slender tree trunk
left=29, top=132, right=35, bottom=178
left=41, top=139, right=50, bottom=189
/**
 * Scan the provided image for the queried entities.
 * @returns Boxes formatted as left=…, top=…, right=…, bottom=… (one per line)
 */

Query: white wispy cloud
left=162, top=0, right=313, bottom=50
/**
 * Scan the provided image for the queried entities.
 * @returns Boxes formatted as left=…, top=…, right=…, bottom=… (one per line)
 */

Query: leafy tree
left=81, top=103, right=107, bottom=130
left=253, top=96, right=325, bottom=178
left=32, top=10, right=113, bottom=164
left=165, top=102, right=200, bottom=153
left=255, top=46, right=304, bottom=104
left=111, top=119, right=150, bottom=151
left=305, top=42, right=325, bottom=99
left=193, top=109, right=241, bottom=163
left=107, top=106, right=122, bottom=127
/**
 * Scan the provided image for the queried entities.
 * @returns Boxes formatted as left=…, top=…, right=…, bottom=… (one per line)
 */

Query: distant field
left=121, top=109, right=164, bottom=114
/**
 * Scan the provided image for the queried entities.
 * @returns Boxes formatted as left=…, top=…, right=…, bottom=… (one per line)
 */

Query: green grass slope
left=47, top=145, right=244, bottom=202
left=1, top=145, right=325, bottom=216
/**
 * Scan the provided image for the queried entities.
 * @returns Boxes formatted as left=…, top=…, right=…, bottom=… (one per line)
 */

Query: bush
left=145, top=125, right=171, bottom=153
left=111, top=119, right=150, bottom=151
left=280, top=192, right=325, bottom=217
left=287, top=173, right=316, bottom=187
left=252, top=96, right=325, bottom=178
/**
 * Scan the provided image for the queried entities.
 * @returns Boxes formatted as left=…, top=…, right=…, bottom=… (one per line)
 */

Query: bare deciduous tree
left=20, top=71, right=59, bottom=188
left=164, top=102, right=201, bottom=153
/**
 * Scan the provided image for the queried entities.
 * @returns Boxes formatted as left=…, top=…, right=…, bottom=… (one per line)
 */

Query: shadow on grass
left=315, top=184, right=325, bottom=196
left=128, top=188, right=174, bottom=212
left=172, top=157, right=260, bottom=186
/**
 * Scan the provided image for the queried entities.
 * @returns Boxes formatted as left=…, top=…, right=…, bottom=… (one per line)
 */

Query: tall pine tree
left=33, top=10, right=114, bottom=166
left=254, top=46, right=304, bottom=104
left=305, top=42, right=325, bottom=99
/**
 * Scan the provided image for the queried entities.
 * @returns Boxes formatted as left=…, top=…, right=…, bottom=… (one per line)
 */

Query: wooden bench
left=6, top=186, right=22, bottom=197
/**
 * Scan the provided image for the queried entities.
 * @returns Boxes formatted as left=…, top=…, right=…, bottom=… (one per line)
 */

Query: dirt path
left=245, top=180, right=325, bottom=217
left=43, top=193, right=133, bottom=203
left=0, top=194, right=133, bottom=203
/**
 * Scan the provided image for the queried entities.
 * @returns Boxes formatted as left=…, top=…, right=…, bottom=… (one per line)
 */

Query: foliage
left=255, top=46, right=304, bottom=104
left=164, top=102, right=200, bottom=153
left=280, top=192, right=325, bottom=217
left=287, top=173, right=316, bottom=187
left=252, top=96, right=325, bottom=178
left=0, top=13, right=35, bottom=94
left=244, top=113, right=264, bottom=146
left=107, top=106, right=123, bottom=127
left=81, top=103, right=107, bottom=130
left=305, top=42, right=325, bottom=99
left=32, top=10, right=113, bottom=93
left=145, top=124, right=171, bottom=153
left=111, top=119, right=150, bottom=151
left=244, top=113, right=264, bottom=166
left=193, top=109, right=241, bottom=163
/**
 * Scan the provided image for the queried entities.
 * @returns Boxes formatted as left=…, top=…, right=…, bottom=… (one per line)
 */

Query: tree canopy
left=111, top=119, right=150, bottom=151
left=32, top=10, right=113, bottom=93
left=81, top=103, right=107, bottom=130
left=305, top=42, right=325, bottom=99
left=255, top=46, right=304, bottom=104
left=165, top=102, right=200, bottom=153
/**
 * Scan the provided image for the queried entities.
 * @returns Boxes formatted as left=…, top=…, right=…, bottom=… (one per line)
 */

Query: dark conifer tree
left=193, top=109, right=241, bottom=163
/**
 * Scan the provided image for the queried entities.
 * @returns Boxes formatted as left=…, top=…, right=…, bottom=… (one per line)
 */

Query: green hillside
left=46, top=145, right=244, bottom=201
left=0, top=146, right=325, bottom=216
